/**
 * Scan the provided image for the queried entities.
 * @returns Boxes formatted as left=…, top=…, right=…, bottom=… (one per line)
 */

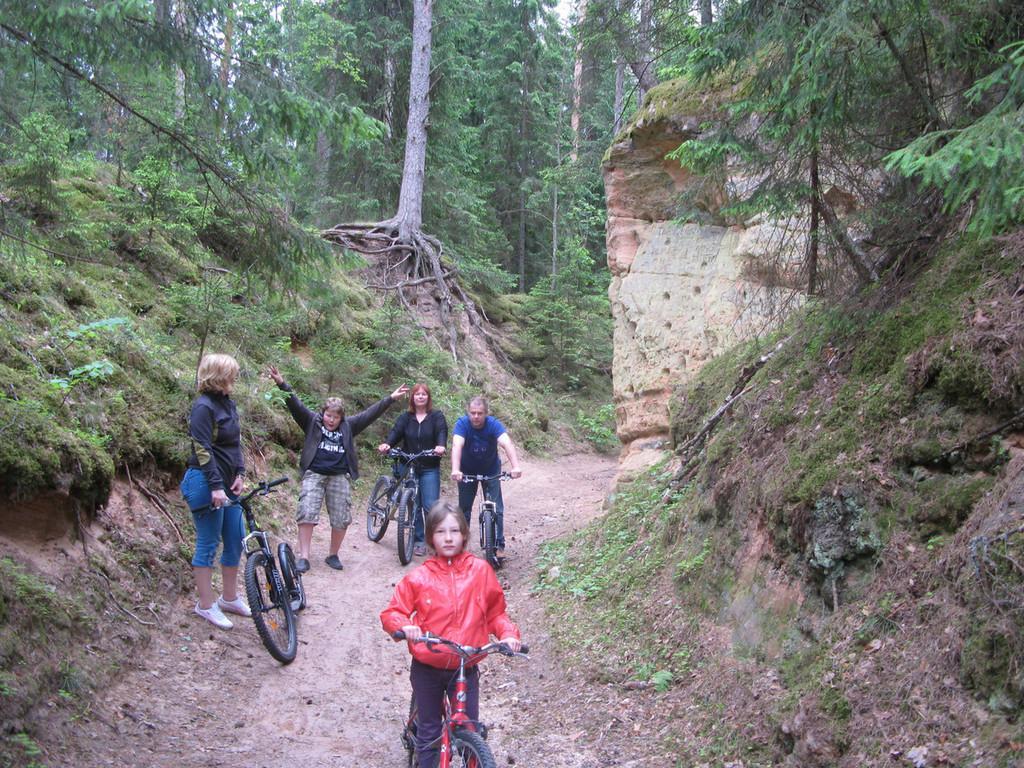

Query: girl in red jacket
left=381, top=500, right=521, bottom=768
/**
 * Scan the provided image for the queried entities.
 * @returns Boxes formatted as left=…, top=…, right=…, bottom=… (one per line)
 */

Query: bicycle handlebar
left=388, top=448, right=440, bottom=462
left=391, top=630, right=528, bottom=656
left=458, top=472, right=513, bottom=483
left=237, top=476, right=289, bottom=505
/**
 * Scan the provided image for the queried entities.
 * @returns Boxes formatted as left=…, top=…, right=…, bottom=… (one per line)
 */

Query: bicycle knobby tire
left=367, top=475, right=394, bottom=542
left=278, top=541, right=306, bottom=612
left=396, top=486, right=417, bottom=565
left=451, top=727, right=496, bottom=768
left=244, top=551, right=297, bottom=664
left=479, top=502, right=500, bottom=570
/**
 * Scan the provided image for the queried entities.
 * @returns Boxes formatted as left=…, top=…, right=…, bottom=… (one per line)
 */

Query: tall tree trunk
left=518, top=185, right=527, bottom=292
left=315, top=72, right=337, bottom=226
left=219, top=3, right=233, bottom=129
left=383, top=55, right=397, bottom=140
left=613, top=58, right=625, bottom=134
left=699, top=0, right=712, bottom=26
left=636, top=0, right=655, bottom=104
left=155, top=0, right=171, bottom=25
left=173, top=2, right=187, bottom=122
left=569, top=0, right=588, bottom=162
left=552, top=133, right=560, bottom=286
left=394, top=0, right=433, bottom=240
left=220, top=4, right=233, bottom=89
left=807, top=148, right=820, bottom=295
left=551, top=182, right=558, bottom=285
left=382, top=0, right=401, bottom=140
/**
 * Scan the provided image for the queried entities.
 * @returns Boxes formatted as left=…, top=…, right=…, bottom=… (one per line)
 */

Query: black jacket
left=278, top=382, right=397, bottom=480
left=385, top=410, right=449, bottom=470
left=186, top=392, right=244, bottom=491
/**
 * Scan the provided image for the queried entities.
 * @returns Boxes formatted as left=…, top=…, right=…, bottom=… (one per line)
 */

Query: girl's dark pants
left=410, top=658, right=480, bottom=768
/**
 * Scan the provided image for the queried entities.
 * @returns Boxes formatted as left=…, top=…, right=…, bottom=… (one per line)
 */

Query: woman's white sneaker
left=217, top=595, right=252, bottom=618
left=195, top=601, right=233, bottom=629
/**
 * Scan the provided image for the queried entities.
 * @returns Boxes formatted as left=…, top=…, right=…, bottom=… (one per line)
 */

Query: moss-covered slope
left=537, top=232, right=1024, bottom=766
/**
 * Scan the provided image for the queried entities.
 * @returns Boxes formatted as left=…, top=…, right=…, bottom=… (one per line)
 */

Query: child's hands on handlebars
left=400, top=624, right=423, bottom=642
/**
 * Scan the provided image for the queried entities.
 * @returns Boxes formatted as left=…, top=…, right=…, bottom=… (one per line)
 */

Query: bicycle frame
left=395, top=631, right=527, bottom=768
left=239, top=478, right=288, bottom=558
left=237, top=478, right=303, bottom=664
left=368, top=449, right=438, bottom=565
left=459, top=472, right=511, bottom=569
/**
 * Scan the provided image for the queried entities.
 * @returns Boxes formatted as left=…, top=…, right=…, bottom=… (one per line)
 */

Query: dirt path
left=42, top=452, right=617, bottom=768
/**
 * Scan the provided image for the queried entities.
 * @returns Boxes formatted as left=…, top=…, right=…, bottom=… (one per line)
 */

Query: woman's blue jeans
left=180, top=467, right=244, bottom=567
left=399, top=466, right=439, bottom=545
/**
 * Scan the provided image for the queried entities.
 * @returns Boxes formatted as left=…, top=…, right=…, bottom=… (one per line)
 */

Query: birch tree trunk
left=314, top=72, right=337, bottom=226
left=219, top=3, right=233, bottom=129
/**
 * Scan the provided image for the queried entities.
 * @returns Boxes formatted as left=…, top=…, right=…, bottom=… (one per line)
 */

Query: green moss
left=853, top=238, right=998, bottom=377
left=908, top=473, right=995, bottom=535
left=932, top=348, right=997, bottom=409
left=611, top=70, right=738, bottom=152
left=960, top=628, right=1021, bottom=714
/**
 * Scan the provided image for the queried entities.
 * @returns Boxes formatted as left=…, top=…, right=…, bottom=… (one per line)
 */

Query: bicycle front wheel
left=244, top=551, right=297, bottom=664
left=451, top=728, right=496, bottom=768
left=367, top=476, right=393, bottom=542
left=396, top=487, right=416, bottom=565
left=479, top=502, right=499, bottom=570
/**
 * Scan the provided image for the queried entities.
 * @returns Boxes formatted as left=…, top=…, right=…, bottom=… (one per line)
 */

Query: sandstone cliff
left=604, top=79, right=802, bottom=470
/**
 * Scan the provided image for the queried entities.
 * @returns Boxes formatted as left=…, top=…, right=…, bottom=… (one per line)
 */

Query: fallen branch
left=90, top=568, right=157, bottom=627
left=671, top=336, right=791, bottom=484
left=935, top=408, right=1024, bottom=466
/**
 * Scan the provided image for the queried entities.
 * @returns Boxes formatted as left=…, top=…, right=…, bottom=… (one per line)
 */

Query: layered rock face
left=605, top=84, right=801, bottom=467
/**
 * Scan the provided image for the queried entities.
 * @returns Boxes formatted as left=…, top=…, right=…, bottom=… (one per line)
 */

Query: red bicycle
left=392, top=630, right=528, bottom=768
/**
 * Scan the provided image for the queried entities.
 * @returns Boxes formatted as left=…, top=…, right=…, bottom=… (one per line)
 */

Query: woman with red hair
left=379, top=383, right=448, bottom=557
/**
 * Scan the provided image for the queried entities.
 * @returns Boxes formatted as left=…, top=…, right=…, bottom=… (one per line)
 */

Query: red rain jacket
left=380, top=551, right=520, bottom=670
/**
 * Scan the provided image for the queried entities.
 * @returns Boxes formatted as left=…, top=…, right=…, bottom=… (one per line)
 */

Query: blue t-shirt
left=453, top=415, right=506, bottom=475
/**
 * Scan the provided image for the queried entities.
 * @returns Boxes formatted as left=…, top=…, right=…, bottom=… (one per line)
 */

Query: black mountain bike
left=366, top=448, right=437, bottom=565
left=459, top=472, right=512, bottom=570
left=239, top=477, right=306, bottom=664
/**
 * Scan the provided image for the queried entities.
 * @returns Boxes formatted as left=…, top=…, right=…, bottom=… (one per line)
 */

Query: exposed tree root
left=321, top=220, right=512, bottom=368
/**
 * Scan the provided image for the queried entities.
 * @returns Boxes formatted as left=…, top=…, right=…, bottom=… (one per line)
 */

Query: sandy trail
left=43, top=452, right=617, bottom=768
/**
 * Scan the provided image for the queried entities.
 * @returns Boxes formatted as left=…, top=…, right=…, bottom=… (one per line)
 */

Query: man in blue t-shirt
left=450, top=396, right=523, bottom=555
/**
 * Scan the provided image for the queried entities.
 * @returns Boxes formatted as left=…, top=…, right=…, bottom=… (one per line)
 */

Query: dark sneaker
left=413, top=543, right=427, bottom=557
left=295, top=558, right=311, bottom=574
left=324, top=554, right=344, bottom=571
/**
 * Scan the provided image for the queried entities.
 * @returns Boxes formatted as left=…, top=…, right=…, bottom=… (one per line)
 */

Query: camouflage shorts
left=296, top=471, right=352, bottom=529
